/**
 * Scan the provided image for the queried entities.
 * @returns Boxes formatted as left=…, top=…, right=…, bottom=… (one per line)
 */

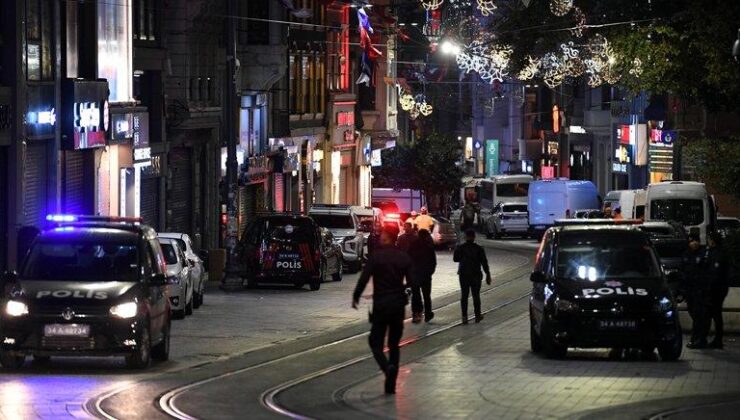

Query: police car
left=529, top=223, right=682, bottom=360
left=0, top=215, right=171, bottom=369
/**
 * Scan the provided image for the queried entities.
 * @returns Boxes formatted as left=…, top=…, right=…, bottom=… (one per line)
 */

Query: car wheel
left=309, top=276, right=321, bottom=291
left=194, top=291, right=203, bottom=308
left=0, top=351, right=25, bottom=370
left=658, top=334, right=682, bottom=361
left=332, top=259, right=343, bottom=282
left=152, top=319, right=171, bottom=362
left=32, top=355, right=51, bottom=365
left=530, top=320, right=543, bottom=353
left=542, top=322, right=567, bottom=359
left=125, top=325, right=151, bottom=369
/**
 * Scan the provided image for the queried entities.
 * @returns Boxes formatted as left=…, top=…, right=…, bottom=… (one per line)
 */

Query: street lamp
left=440, top=40, right=461, bottom=56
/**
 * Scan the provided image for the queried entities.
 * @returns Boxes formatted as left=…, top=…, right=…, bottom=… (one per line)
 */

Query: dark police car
left=529, top=224, right=682, bottom=360
left=0, top=215, right=171, bottom=369
left=238, top=214, right=331, bottom=290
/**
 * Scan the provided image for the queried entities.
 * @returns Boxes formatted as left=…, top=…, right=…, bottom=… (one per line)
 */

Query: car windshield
left=497, top=183, right=529, bottom=197
left=21, top=240, right=140, bottom=282
left=311, top=214, right=354, bottom=229
left=503, top=205, right=527, bottom=213
left=556, top=232, right=661, bottom=281
left=651, top=199, right=704, bottom=226
left=160, top=243, right=179, bottom=265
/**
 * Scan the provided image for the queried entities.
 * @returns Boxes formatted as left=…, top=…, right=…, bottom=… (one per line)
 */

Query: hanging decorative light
left=420, top=0, right=445, bottom=11
left=549, top=0, right=573, bottom=17
left=476, top=0, right=498, bottom=16
left=629, top=57, right=643, bottom=78
left=518, top=55, right=541, bottom=80
left=570, top=7, right=587, bottom=37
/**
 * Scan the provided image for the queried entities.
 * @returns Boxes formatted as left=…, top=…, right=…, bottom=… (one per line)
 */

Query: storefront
left=612, top=143, right=632, bottom=190
left=268, top=137, right=305, bottom=213
left=328, top=98, right=358, bottom=205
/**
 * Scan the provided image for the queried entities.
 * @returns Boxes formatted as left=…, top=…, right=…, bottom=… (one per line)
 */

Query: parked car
left=309, top=205, right=365, bottom=273
left=529, top=224, right=682, bottom=361
left=485, top=203, right=529, bottom=239
left=237, top=214, right=327, bottom=290
left=1, top=215, right=171, bottom=369
left=158, top=232, right=205, bottom=308
left=638, top=221, right=688, bottom=279
left=157, top=237, right=194, bottom=319
left=431, top=215, right=457, bottom=248
left=320, top=228, right=343, bottom=282
left=574, top=209, right=605, bottom=219
left=717, top=216, right=740, bottom=239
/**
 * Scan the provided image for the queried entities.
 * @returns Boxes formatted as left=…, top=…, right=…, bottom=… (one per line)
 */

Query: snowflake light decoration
left=541, top=52, right=566, bottom=88
left=584, top=35, right=620, bottom=87
left=476, top=0, right=497, bottom=17
left=518, top=56, right=541, bottom=80
left=570, top=7, right=587, bottom=37
left=400, top=94, right=416, bottom=111
left=455, top=40, right=510, bottom=83
left=420, top=0, right=445, bottom=11
left=549, top=0, right=573, bottom=16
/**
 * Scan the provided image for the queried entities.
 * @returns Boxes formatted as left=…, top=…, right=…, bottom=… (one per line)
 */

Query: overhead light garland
left=420, top=0, right=445, bottom=11
left=398, top=87, right=433, bottom=119
left=549, top=0, right=573, bottom=17
left=476, top=0, right=498, bottom=17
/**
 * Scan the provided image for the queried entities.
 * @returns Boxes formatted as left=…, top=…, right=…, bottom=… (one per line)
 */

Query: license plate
left=44, top=324, right=90, bottom=337
left=598, top=319, right=637, bottom=330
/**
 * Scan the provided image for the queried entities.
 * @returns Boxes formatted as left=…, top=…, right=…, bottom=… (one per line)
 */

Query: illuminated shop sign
left=28, top=108, right=56, bottom=126
left=336, top=111, right=355, bottom=126
left=62, top=79, right=110, bottom=150
left=111, top=111, right=148, bottom=146
left=134, top=147, right=151, bottom=161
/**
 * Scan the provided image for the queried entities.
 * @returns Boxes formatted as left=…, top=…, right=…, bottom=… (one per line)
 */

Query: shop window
left=289, top=49, right=325, bottom=116
left=133, top=0, right=158, bottom=43
left=26, top=0, right=54, bottom=81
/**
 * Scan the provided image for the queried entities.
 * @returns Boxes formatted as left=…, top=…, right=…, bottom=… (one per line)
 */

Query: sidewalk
left=342, top=314, right=740, bottom=420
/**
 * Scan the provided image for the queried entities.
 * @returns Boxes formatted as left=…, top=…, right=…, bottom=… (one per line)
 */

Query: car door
left=530, top=232, right=554, bottom=333
left=146, top=239, right=169, bottom=340
left=183, top=235, right=204, bottom=293
left=176, top=244, right=192, bottom=304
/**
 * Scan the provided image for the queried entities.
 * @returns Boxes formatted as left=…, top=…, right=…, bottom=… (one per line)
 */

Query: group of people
left=352, top=207, right=491, bottom=395
left=683, top=231, right=729, bottom=349
left=602, top=204, right=624, bottom=220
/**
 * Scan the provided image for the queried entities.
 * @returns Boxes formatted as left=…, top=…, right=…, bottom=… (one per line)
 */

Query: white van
left=645, top=181, right=717, bottom=244
left=528, top=179, right=600, bottom=236
left=603, top=189, right=647, bottom=219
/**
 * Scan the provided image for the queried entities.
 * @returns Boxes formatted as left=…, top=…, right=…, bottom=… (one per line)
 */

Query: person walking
left=396, top=222, right=417, bottom=254
left=453, top=229, right=491, bottom=324
left=706, top=232, right=729, bottom=349
left=684, top=233, right=709, bottom=348
left=352, top=228, right=412, bottom=395
left=409, top=229, right=437, bottom=323
left=415, top=206, right=435, bottom=233
left=460, top=201, right=476, bottom=232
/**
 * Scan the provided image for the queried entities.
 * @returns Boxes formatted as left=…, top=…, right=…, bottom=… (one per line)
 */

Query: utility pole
left=222, top=0, right=241, bottom=290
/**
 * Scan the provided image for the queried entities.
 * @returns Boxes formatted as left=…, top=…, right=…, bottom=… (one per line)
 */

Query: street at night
left=2, top=0, right=740, bottom=419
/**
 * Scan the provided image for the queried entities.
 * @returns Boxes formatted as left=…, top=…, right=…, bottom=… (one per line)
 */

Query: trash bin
left=209, top=248, right=226, bottom=284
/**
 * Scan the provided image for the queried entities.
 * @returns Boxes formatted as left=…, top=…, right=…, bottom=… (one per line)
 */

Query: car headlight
left=110, top=302, right=138, bottom=319
left=5, top=300, right=29, bottom=317
left=554, top=298, right=578, bottom=313
left=655, top=296, right=673, bottom=315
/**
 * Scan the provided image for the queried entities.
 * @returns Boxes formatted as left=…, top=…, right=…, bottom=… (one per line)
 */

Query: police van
left=0, top=215, right=171, bottom=369
left=529, top=223, right=682, bottom=360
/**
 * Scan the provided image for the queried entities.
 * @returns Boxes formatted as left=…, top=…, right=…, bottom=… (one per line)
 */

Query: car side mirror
left=530, top=272, right=546, bottom=283
left=151, top=273, right=167, bottom=286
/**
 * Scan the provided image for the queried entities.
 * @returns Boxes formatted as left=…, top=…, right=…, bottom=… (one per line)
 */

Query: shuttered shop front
left=24, top=141, right=50, bottom=227
left=63, top=150, right=93, bottom=214
left=168, top=147, right=192, bottom=234
left=140, top=176, right=159, bottom=230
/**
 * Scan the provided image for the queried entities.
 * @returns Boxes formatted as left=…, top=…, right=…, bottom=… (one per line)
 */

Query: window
left=497, top=183, right=529, bottom=197
left=98, top=0, right=133, bottom=102
left=289, top=50, right=325, bottom=115
left=26, top=0, right=54, bottom=81
left=310, top=214, right=353, bottom=229
left=21, top=240, right=140, bottom=282
left=133, top=0, right=158, bottom=43
left=160, top=243, right=179, bottom=265
left=650, top=199, right=704, bottom=227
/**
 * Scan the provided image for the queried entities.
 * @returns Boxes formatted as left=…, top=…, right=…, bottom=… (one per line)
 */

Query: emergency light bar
left=46, top=214, right=143, bottom=224
left=554, top=218, right=642, bottom=227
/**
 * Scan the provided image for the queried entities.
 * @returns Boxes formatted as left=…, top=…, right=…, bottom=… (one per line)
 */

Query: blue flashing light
left=46, top=214, right=78, bottom=222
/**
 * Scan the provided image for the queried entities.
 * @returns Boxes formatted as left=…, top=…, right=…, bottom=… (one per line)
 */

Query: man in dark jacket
left=453, top=229, right=491, bottom=324
left=409, top=229, right=437, bottom=323
left=705, top=232, right=729, bottom=348
left=396, top=222, right=417, bottom=253
left=684, top=233, right=709, bottom=348
left=352, top=228, right=411, bottom=395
